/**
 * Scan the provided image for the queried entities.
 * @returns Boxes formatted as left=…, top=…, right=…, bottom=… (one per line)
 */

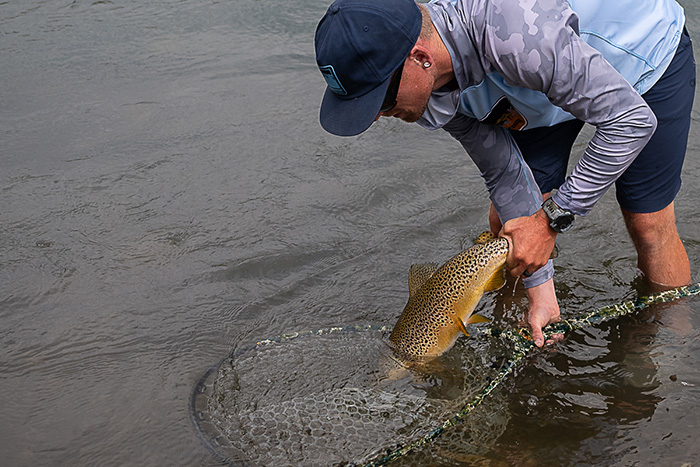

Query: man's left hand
left=524, top=279, right=563, bottom=347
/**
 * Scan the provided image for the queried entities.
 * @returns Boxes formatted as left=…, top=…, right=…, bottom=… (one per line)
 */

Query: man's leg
left=616, top=29, right=695, bottom=288
left=621, top=202, right=690, bottom=287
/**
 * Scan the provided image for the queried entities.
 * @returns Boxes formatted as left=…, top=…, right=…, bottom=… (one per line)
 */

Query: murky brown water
left=2, top=1, right=700, bottom=466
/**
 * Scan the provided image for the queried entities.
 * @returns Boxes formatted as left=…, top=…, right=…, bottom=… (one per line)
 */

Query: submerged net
left=190, top=283, right=700, bottom=466
left=191, top=325, right=511, bottom=466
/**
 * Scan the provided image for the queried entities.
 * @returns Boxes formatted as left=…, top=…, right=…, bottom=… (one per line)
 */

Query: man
left=314, top=0, right=695, bottom=347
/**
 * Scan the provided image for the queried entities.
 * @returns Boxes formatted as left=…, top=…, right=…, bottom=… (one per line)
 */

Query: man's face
left=376, top=59, right=434, bottom=123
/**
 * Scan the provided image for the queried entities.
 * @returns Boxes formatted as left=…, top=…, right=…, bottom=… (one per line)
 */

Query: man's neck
left=429, top=24, right=455, bottom=90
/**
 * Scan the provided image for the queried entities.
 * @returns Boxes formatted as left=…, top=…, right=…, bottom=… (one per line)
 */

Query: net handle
left=359, top=282, right=700, bottom=466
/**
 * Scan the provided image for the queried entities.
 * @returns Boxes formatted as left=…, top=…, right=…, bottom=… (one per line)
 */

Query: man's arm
left=442, top=113, right=555, bottom=288
left=443, top=114, right=562, bottom=347
left=484, top=0, right=657, bottom=217
left=481, top=0, right=656, bottom=276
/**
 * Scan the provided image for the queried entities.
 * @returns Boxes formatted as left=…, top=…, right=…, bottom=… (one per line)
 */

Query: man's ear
left=409, top=43, right=433, bottom=68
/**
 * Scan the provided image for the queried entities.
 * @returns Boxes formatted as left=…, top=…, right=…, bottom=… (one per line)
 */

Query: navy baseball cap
left=315, top=0, right=422, bottom=136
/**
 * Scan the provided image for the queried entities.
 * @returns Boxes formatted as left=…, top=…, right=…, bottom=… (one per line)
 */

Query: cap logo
left=320, top=65, right=348, bottom=96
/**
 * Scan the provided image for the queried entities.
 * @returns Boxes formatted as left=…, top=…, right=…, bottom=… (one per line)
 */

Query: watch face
left=543, top=198, right=574, bottom=232
left=553, top=213, right=575, bottom=232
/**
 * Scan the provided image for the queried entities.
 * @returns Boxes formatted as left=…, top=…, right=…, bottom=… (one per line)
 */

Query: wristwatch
left=542, top=198, right=575, bottom=233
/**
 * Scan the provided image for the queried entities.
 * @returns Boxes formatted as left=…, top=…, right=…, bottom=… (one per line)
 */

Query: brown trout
left=388, top=232, right=508, bottom=361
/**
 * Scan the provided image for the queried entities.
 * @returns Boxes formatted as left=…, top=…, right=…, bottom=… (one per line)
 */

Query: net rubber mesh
left=190, top=283, right=700, bottom=466
left=192, top=326, right=511, bottom=466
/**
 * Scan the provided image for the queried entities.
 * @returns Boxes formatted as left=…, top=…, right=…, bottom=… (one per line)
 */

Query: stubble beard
left=398, top=100, right=430, bottom=123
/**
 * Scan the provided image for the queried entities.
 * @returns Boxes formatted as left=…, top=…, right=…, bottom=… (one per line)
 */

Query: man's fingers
left=531, top=327, right=545, bottom=348
left=528, top=310, right=561, bottom=348
left=502, top=234, right=516, bottom=269
left=503, top=235, right=525, bottom=278
left=507, top=263, right=535, bottom=278
left=532, top=328, right=563, bottom=348
left=545, top=332, right=565, bottom=346
left=501, top=234, right=543, bottom=278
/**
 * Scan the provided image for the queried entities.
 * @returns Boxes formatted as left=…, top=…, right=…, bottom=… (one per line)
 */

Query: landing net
left=189, top=282, right=700, bottom=466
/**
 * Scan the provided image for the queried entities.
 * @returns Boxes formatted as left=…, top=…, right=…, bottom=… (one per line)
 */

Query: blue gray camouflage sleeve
left=442, top=114, right=554, bottom=288
left=483, top=0, right=657, bottom=215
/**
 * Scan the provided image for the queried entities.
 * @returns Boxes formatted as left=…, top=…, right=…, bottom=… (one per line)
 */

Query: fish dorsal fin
left=483, top=266, right=506, bottom=292
left=408, top=262, right=439, bottom=296
left=474, top=231, right=495, bottom=244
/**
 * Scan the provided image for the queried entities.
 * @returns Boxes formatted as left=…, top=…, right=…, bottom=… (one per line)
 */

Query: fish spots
left=389, top=235, right=509, bottom=360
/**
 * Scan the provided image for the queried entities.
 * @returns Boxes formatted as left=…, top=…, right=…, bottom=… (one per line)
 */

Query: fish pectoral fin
left=452, top=316, right=470, bottom=337
left=408, top=263, right=439, bottom=296
left=453, top=291, right=480, bottom=319
left=453, top=313, right=489, bottom=338
left=452, top=292, right=481, bottom=337
left=466, top=313, right=490, bottom=324
left=483, top=266, right=506, bottom=292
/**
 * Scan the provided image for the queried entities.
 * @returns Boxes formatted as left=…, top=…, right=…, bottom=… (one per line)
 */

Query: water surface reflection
left=1, top=0, right=700, bottom=465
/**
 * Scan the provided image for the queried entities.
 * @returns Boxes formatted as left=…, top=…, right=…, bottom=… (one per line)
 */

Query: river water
left=2, top=1, right=700, bottom=466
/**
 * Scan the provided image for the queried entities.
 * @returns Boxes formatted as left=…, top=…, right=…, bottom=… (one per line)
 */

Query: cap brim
left=319, top=77, right=391, bottom=137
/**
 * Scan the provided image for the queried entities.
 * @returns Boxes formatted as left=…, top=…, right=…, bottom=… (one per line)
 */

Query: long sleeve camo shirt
left=417, top=0, right=685, bottom=287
